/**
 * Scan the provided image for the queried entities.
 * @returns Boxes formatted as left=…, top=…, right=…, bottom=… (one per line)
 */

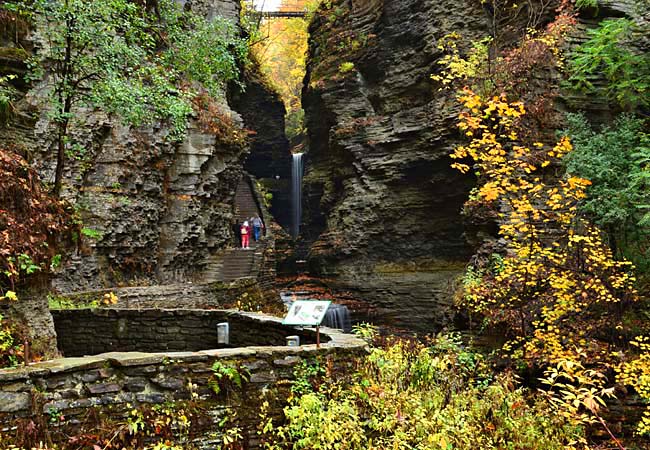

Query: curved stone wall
left=52, top=308, right=324, bottom=356
left=0, top=311, right=367, bottom=448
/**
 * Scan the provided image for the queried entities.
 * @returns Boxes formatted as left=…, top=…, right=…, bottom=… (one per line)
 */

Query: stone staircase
left=204, top=177, right=268, bottom=282
left=219, top=243, right=265, bottom=281
left=234, top=177, right=262, bottom=225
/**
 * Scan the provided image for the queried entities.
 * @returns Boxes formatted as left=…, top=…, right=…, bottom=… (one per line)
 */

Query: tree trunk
left=53, top=127, right=66, bottom=196
left=52, top=11, right=74, bottom=197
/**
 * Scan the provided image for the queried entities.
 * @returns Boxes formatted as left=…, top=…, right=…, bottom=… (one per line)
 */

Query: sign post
left=282, top=300, right=331, bottom=348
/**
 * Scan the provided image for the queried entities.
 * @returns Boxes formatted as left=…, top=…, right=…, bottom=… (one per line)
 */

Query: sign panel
left=282, top=300, right=331, bottom=327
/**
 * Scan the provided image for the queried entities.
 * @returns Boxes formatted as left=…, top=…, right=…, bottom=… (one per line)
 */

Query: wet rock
left=79, top=371, right=100, bottom=383
left=241, top=360, right=269, bottom=371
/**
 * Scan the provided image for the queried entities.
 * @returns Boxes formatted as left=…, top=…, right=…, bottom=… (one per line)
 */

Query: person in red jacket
left=240, top=220, right=250, bottom=249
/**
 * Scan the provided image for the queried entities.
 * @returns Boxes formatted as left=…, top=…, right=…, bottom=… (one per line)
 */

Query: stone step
left=198, top=176, right=266, bottom=283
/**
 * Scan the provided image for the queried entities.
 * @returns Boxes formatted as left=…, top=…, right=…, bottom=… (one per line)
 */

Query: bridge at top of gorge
left=243, top=0, right=307, bottom=18
left=248, top=10, right=307, bottom=18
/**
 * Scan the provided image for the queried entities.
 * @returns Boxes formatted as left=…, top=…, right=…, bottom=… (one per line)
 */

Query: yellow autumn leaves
left=452, top=88, right=638, bottom=385
left=450, top=89, right=650, bottom=436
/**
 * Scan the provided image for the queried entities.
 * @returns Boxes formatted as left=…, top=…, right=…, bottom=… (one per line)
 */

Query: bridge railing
left=247, top=10, right=307, bottom=18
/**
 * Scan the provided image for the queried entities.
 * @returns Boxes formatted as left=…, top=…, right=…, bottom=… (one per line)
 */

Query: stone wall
left=53, top=277, right=263, bottom=310
left=53, top=309, right=322, bottom=356
left=0, top=315, right=367, bottom=449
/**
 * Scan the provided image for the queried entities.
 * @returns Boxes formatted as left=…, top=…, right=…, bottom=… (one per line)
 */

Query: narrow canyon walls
left=301, top=0, right=487, bottom=331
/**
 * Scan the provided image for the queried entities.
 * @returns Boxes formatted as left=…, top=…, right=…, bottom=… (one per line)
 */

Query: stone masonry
left=0, top=312, right=367, bottom=449
left=52, top=308, right=321, bottom=356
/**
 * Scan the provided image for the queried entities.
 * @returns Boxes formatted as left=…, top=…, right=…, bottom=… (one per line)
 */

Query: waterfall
left=322, top=304, right=352, bottom=332
left=291, top=153, right=304, bottom=238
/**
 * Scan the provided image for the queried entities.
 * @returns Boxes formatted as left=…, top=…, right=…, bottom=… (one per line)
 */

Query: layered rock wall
left=301, top=0, right=487, bottom=332
left=0, top=0, right=295, bottom=291
left=0, top=0, right=292, bottom=352
left=230, top=71, right=293, bottom=228
left=300, top=0, right=649, bottom=333
left=0, top=0, right=251, bottom=292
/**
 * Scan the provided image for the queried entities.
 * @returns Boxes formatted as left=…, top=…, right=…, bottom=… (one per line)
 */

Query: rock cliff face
left=301, top=0, right=488, bottom=332
left=0, top=0, right=292, bottom=352
left=0, top=0, right=292, bottom=292
left=51, top=119, right=247, bottom=290
left=230, top=70, right=292, bottom=228
left=301, top=0, right=648, bottom=333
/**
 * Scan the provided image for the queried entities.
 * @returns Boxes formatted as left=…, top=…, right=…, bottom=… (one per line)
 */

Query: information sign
left=282, top=300, right=331, bottom=326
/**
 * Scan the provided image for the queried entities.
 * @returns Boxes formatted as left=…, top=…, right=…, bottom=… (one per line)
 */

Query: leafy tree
left=249, top=0, right=319, bottom=141
left=3, top=0, right=247, bottom=196
left=452, top=90, right=637, bottom=366
left=566, top=18, right=650, bottom=109
left=159, top=1, right=248, bottom=97
left=575, top=0, right=598, bottom=9
left=433, top=2, right=575, bottom=138
left=563, top=113, right=650, bottom=269
left=5, top=0, right=151, bottom=196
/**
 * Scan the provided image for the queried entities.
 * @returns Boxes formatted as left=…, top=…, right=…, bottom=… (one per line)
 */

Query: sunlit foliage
left=452, top=90, right=637, bottom=366
left=616, top=336, right=650, bottom=436
left=260, top=335, right=587, bottom=449
left=249, top=0, right=321, bottom=140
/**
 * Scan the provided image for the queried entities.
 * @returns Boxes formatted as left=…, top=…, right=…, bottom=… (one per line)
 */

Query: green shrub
left=261, top=336, right=585, bottom=449
left=80, top=227, right=103, bottom=240
left=209, top=361, right=248, bottom=395
left=338, top=61, right=355, bottom=74
left=566, top=18, right=650, bottom=109
left=563, top=113, right=650, bottom=270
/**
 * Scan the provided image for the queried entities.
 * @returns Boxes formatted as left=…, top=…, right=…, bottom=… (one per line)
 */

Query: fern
left=564, top=112, right=650, bottom=269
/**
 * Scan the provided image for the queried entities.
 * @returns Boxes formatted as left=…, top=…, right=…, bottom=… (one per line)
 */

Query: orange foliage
left=0, top=149, right=73, bottom=291
left=193, top=92, right=251, bottom=147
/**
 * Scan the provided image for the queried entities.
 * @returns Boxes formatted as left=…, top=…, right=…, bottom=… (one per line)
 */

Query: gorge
left=1, top=0, right=650, bottom=448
